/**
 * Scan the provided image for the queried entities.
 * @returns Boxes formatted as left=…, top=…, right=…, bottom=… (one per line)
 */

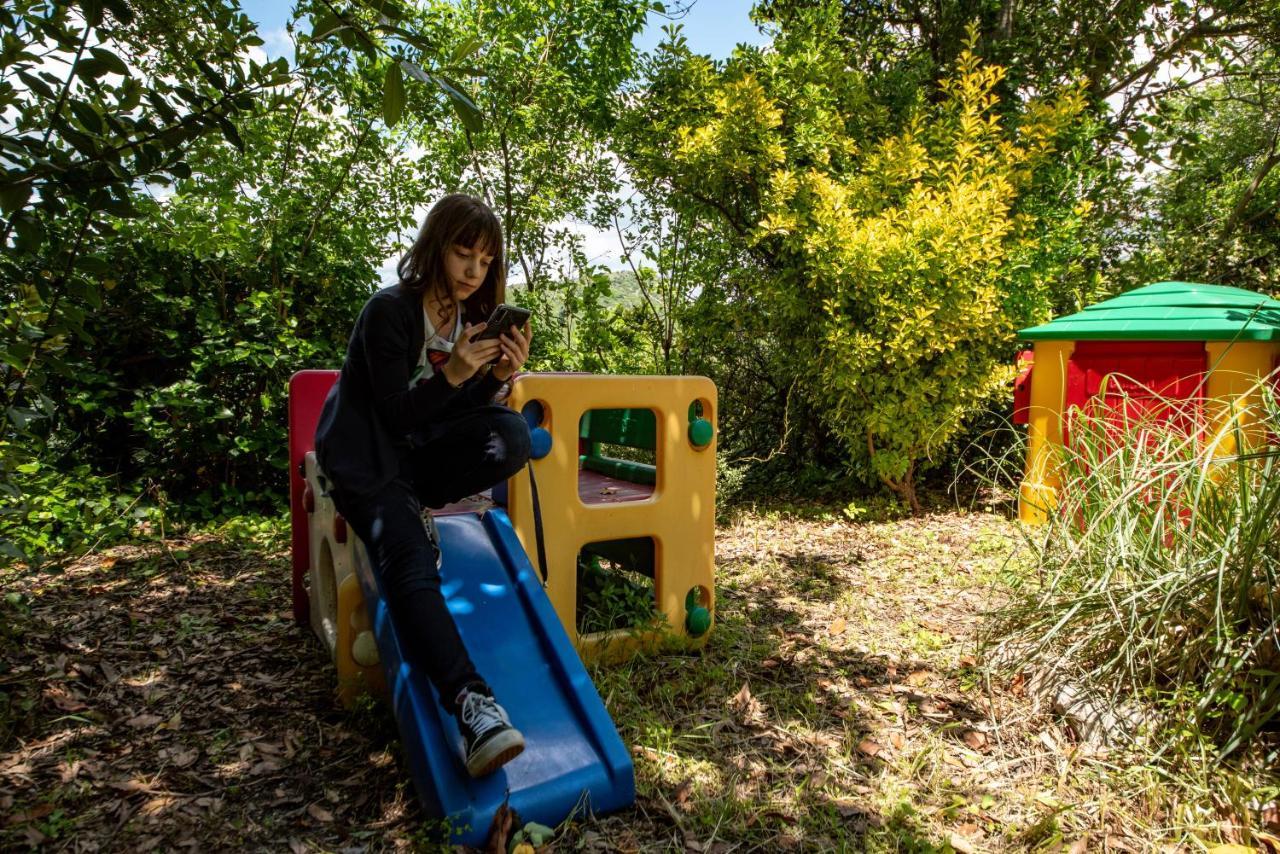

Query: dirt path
left=0, top=508, right=1169, bottom=851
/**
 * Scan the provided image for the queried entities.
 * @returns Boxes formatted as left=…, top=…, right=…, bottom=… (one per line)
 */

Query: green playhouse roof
left=1018, top=281, right=1280, bottom=342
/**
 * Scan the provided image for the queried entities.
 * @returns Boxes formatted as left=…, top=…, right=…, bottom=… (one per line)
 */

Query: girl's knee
left=490, top=409, right=531, bottom=471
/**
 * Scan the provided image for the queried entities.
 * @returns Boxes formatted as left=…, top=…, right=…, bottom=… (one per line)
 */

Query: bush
left=984, top=377, right=1280, bottom=763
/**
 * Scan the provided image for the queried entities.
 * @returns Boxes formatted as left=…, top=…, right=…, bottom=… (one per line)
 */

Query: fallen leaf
left=46, top=687, right=88, bottom=712
left=962, top=730, right=988, bottom=751
left=484, top=798, right=518, bottom=854
left=171, top=749, right=198, bottom=768
left=306, top=803, right=333, bottom=823
left=949, top=831, right=977, bottom=853
left=100, top=661, right=121, bottom=683
left=857, top=739, right=882, bottom=757
left=1035, top=792, right=1061, bottom=809
left=906, top=669, right=930, bottom=686
left=889, top=732, right=905, bottom=750
left=829, top=617, right=847, bottom=636
left=674, top=779, right=693, bottom=812
left=127, top=714, right=163, bottom=728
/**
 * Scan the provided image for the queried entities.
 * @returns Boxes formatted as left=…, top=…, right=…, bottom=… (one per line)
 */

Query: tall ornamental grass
left=985, top=376, right=1280, bottom=763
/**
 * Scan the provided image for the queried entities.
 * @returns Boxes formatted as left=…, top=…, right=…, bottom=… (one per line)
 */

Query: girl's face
left=442, top=242, right=495, bottom=303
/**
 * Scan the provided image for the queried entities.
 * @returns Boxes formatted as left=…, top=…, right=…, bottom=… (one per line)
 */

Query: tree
left=618, top=10, right=1090, bottom=509
left=0, top=0, right=289, bottom=562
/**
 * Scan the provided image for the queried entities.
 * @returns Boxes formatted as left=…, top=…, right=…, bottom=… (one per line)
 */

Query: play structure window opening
left=576, top=537, right=659, bottom=637
left=577, top=408, right=658, bottom=505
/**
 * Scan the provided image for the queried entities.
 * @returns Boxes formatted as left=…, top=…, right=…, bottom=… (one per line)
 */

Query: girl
left=314, top=194, right=533, bottom=777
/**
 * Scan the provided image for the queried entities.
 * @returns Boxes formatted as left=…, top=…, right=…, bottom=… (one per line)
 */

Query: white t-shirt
left=410, top=308, right=461, bottom=387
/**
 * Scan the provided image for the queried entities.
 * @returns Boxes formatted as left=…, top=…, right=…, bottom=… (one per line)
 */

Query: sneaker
left=456, top=687, right=525, bottom=777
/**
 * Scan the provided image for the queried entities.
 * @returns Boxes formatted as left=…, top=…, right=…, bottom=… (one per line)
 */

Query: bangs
left=449, top=209, right=502, bottom=258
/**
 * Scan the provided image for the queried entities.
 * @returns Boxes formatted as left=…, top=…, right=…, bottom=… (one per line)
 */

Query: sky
left=239, top=0, right=768, bottom=62
left=236, top=0, right=769, bottom=281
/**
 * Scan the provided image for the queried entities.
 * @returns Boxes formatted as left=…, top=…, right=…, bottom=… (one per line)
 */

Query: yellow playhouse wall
left=1019, top=341, right=1074, bottom=524
left=505, top=374, right=717, bottom=662
left=1205, top=341, right=1280, bottom=456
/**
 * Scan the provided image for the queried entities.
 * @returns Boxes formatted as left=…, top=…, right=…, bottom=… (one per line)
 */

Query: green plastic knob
left=686, top=606, right=711, bottom=636
left=688, top=418, right=714, bottom=448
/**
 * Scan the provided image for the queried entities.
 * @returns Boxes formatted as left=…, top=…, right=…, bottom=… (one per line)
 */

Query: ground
left=0, top=505, right=1234, bottom=851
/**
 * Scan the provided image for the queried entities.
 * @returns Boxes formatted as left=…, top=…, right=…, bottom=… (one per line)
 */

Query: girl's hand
left=492, top=321, right=532, bottom=382
left=443, top=323, right=501, bottom=387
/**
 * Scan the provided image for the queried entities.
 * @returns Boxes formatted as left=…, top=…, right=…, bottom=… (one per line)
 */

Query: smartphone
left=473, top=303, right=531, bottom=341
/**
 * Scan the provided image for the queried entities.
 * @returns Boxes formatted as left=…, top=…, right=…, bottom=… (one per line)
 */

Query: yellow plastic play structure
left=291, top=370, right=718, bottom=706
left=506, top=373, right=718, bottom=663
left=301, top=451, right=386, bottom=706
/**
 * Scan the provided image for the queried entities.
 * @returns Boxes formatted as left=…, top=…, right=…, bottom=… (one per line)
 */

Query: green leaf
left=0, top=183, right=32, bottom=216
left=102, top=0, right=135, bottom=25
left=88, top=46, right=128, bottom=76
left=311, top=10, right=345, bottom=41
left=383, top=61, right=405, bottom=128
left=61, top=127, right=99, bottom=157
left=68, top=99, right=104, bottom=133
left=217, top=116, right=245, bottom=152
left=450, top=37, right=483, bottom=65
left=100, top=194, right=141, bottom=219
left=77, top=0, right=105, bottom=28
left=194, top=57, right=227, bottom=91
left=76, top=57, right=110, bottom=79
left=75, top=255, right=111, bottom=276
left=12, top=212, right=43, bottom=253
left=16, top=70, right=55, bottom=99
left=431, top=74, right=483, bottom=134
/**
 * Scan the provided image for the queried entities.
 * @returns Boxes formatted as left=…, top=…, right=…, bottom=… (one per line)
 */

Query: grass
left=984, top=382, right=1280, bottom=771
left=0, top=498, right=1274, bottom=850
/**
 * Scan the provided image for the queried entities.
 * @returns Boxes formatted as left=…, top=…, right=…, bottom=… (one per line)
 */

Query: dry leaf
left=889, top=732, right=905, bottom=750
left=949, top=831, right=977, bottom=853
left=906, top=669, right=930, bottom=686
left=674, top=779, right=694, bottom=812
left=962, top=730, right=988, bottom=751
left=857, top=739, right=882, bottom=757
left=829, top=618, right=847, bottom=636
left=127, top=714, right=163, bottom=728
left=46, top=686, right=88, bottom=712
left=306, top=803, right=333, bottom=823
left=171, top=749, right=198, bottom=768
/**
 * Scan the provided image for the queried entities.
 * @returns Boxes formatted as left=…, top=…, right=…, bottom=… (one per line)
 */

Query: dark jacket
left=315, top=282, right=503, bottom=496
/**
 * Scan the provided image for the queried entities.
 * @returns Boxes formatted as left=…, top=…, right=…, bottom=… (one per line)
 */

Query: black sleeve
left=456, top=369, right=506, bottom=409
left=360, top=294, right=465, bottom=434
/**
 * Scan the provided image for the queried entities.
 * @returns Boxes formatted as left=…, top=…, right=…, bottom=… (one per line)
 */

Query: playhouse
left=1014, top=281, right=1280, bottom=522
left=287, top=369, right=717, bottom=844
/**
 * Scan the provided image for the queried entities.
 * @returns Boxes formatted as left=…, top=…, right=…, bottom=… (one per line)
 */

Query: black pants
left=331, top=405, right=531, bottom=715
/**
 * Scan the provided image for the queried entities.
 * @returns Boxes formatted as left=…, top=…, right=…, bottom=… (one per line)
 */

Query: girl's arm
left=360, top=295, right=465, bottom=434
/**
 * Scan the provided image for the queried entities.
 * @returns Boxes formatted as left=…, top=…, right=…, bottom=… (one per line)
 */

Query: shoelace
left=459, top=691, right=510, bottom=735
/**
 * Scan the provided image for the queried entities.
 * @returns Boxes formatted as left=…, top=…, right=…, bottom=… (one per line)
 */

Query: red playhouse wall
left=1064, top=341, right=1206, bottom=443
left=288, top=369, right=339, bottom=626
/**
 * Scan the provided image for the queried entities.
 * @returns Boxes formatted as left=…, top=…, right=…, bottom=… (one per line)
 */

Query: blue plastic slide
left=351, top=508, right=635, bottom=846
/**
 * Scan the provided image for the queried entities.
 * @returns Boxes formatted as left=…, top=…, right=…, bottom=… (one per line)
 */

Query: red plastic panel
left=1012, top=349, right=1033, bottom=425
left=1064, top=341, right=1206, bottom=445
left=288, top=369, right=339, bottom=625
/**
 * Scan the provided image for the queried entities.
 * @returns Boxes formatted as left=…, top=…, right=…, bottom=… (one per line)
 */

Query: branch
left=1101, top=13, right=1252, bottom=100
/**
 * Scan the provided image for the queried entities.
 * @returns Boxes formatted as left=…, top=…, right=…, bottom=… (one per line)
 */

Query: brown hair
left=397, top=194, right=505, bottom=322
